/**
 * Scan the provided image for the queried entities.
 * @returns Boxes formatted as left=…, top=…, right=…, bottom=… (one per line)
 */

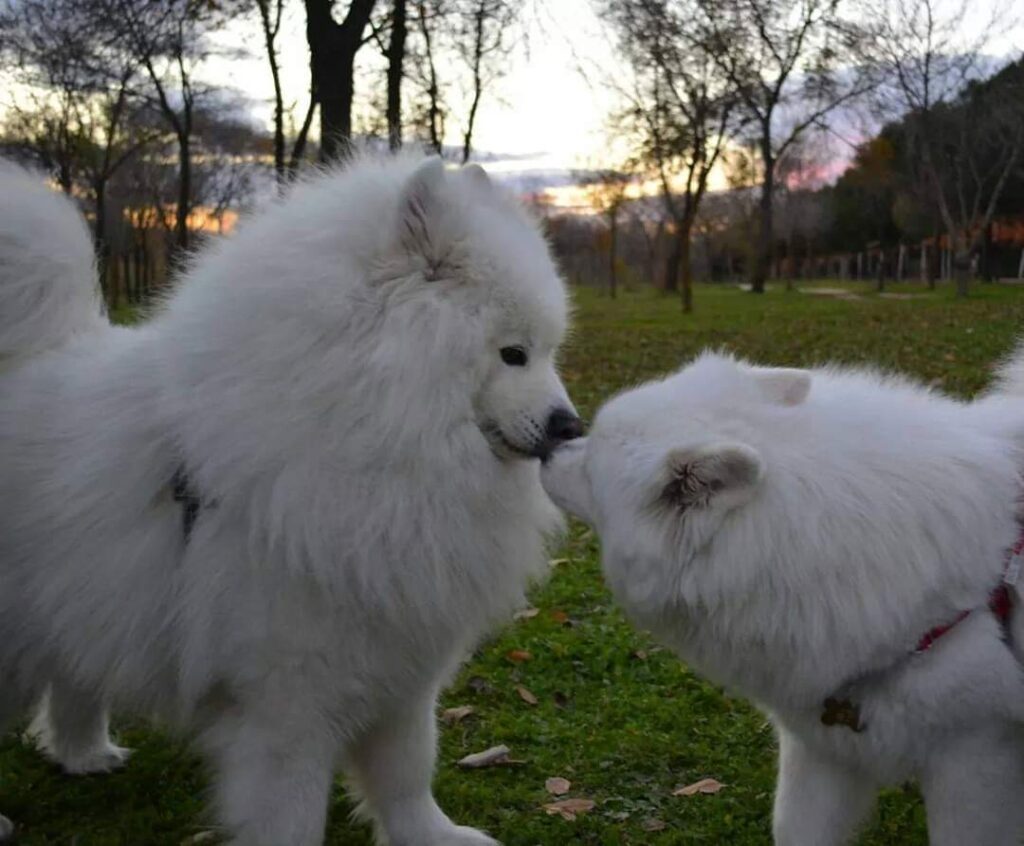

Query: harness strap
left=171, top=465, right=203, bottom=541
left=822, top=524, right=1023, bottom=732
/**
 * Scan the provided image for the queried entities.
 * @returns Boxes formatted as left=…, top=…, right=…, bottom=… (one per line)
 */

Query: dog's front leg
left=27, top=678, right=129, bottom=774
left=773, top=728, right=876, bottom=846
left=347, top=688, right=499, bottom=846
left=920, top=724, right=1024, bottom=846
left=202, top=694, right=337, bottom=846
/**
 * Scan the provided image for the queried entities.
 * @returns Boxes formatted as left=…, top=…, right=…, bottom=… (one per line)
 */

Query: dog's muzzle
left=483, top=407, right=585, bottom=461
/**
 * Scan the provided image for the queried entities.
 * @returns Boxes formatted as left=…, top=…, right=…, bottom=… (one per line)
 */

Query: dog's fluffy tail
left=0, top=161, right=106, bottom=359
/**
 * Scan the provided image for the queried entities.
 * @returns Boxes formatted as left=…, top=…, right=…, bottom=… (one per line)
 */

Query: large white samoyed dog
left=541, top=351, right=1024, bottom=845
left=0, top=156, right=582, bottom=845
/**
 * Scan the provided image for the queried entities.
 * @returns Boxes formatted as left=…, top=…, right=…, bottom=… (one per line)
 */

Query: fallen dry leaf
left=441, top=705, right=474, bottom=725
left=548, top=557, right=569, bottom=567
left=542, top=798, right=595, bottom=821
left=513, top=607, right=540, bottom=621
left=673, top=777, right=725, bottom=796
left=550, top=609, right=569, bottom=624
left=545, top=776, right=571, bottom=796
left=458, top=745, right=510, bottom=768
left=506, top=649, right=533, bottom=663
left=516, top=685, right=538, bottom=706
left=642, top=818, right=667, bottom=832
left=632, top=649, right=648, bottom=661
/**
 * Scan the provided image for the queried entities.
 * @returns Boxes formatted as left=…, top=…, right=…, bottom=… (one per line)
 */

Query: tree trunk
left=461, top=1, right=485, bottom=164
left=175, top=131, right=191, bottom=252
left=258, top=0, right=287, bottom=184
left=319, top=67, right=355, bottom=161
left=94, top=179, right=109, bottom=296
left=785, top=234, right=795, bottom=292
left=608, top=213, right=618, bottom=299
left=751, top=133, right=773, bottom=294
left=387, top=0, right=407, bottom=151
left=417, top=0, right=443, bottom=154
left=304, top=0, right=377, bottom=163
left=289, top=98, right=317, bottom=176
left=680, top=229, right=693, bottom=314
left=980, top=222, right=992, bottom=282
left=951, top=230, right=971, bottom=298
left=664, top=228, right=682, bottom=293
left=928, top=234, right=939, bottom=290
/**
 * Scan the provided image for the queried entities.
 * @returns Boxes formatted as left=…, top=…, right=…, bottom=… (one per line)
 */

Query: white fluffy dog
left=0, top=156, right=582, bottom=845
left=541, top=351, right=1024, bottom=846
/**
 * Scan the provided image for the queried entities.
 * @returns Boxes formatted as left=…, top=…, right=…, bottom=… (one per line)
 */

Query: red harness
left=913, top=529, right=1023, bottom=653
left=822, top=527, right=1024, bottom=733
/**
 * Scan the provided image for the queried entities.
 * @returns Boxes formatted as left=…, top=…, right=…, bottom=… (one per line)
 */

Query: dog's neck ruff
left=821, top=524, right=1023, bottom=734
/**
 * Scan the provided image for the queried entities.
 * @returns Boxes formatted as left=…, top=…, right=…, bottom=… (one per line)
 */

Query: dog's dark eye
left=500, top=346, right=528, bottom=367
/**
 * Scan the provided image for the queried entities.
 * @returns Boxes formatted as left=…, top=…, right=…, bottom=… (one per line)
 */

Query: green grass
left=5, top=280, right=1024, bottom=844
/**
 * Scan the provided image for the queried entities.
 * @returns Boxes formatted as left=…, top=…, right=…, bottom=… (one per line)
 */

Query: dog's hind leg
left=921, top=724, right=1024, bottom=846
left=773, top=729, right=876, bottom=846
left=27, top=678, right=129, bottom=774
left=347, top=689, right=499, bottom=846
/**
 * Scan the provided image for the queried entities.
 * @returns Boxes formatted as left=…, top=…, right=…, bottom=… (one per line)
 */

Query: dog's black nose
left=546, top=408, right=585, bottom=444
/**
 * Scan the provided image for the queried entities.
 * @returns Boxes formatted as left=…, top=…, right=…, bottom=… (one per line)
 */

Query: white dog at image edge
left=541, top=351, right=1024, bottom=846
left=0, top=155, right=582, bottom=844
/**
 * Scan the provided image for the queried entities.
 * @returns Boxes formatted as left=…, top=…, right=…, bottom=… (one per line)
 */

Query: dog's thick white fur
left=541, top=351, right=1024, bottom=846
left=0, top=156, right=578, bottom=845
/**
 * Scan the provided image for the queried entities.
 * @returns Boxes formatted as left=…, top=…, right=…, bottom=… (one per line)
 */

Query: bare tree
left=694, top=0, right=875, bottom=293
left=253, top=0, right=318, bottom=181
left=603, top=0, right=737, bottom=312
left=109, top=0, right=239, bottom=252
left=408, top=0, right=447, bottom=153
left=773, top=134, right=832, bottom=288
left=255, top=0, right=288, bottom=183
left=578, top=167, right=633, bottom=298
left=455, top=0, right=520, bottom=163
left=0, top=0, right=153, bottom=268
left=386, top=0, right=408, bottom=149
left=303, top=0, right=378, bottom=162
left=863, top=0, right=1023, bottom=297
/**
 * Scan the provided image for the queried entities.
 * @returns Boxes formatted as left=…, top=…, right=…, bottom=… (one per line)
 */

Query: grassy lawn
left=4, top=281, right=1024, bottom=845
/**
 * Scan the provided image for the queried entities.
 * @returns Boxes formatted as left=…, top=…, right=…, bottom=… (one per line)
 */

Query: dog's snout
left=546, top=408, right=585, bottom=444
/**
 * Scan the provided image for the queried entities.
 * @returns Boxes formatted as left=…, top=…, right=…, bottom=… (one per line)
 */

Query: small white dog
left=541, top=350, right=1024, bottom=846
left=0, top=156, right=581, bottom=844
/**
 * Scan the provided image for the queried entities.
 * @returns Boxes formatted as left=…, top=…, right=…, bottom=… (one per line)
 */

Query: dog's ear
left=461, top=163, right=492, bottom=192
left=659, top=443, right=763, bottom=512
left=399, top=157, right=447, bottom=265
left=751, top=367, right=811, bottom=406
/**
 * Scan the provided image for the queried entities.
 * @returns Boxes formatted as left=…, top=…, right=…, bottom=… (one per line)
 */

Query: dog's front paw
left=58, top=741, right=132, bottom=775
left=32, top=735, right=132, bottom=775
left=446, top=823, right=497, bottom=843
left=427, top=826, right=499, bottom=846
left=388, top=824, right=500, bottom=846
left=0, top=813, right=14, bottom=841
